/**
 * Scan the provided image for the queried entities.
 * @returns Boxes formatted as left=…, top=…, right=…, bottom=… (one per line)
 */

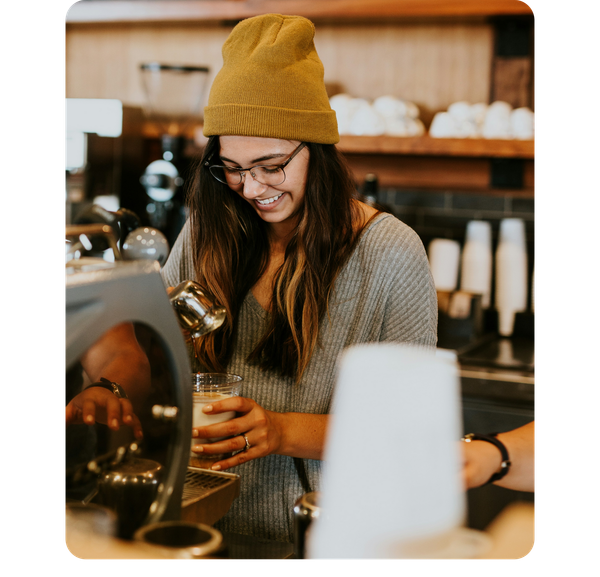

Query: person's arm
left=462, top=421, right=534, bottom=492
left=78, top=322, right=151, bottom=407
left=65, top=323, right=150, bottom=439
left=189, top=396, right=328, bottom=470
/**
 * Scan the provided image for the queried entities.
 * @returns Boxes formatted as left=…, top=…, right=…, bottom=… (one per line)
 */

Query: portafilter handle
left=66, top=223, right=122, bottom=261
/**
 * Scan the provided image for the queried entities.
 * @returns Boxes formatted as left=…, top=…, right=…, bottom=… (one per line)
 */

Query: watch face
left=112, top=383, right=127, bottom=399
left=99, top=378, right=128, bottom=399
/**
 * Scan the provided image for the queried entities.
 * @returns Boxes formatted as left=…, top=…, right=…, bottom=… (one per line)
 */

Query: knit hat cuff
left=203, top=104, right=340, bottom=145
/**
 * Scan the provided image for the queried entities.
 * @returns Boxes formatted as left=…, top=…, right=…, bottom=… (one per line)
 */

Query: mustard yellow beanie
left=203, top=13, right=339, bottom=144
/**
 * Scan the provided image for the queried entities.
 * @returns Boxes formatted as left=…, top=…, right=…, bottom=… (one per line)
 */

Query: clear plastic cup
left=190, top=373, right=242, bottom=466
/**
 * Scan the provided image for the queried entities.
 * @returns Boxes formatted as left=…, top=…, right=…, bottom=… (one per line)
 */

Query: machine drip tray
left=458, top=335, right=534, bottom=373
left=181, top=467, right=240, bottom=526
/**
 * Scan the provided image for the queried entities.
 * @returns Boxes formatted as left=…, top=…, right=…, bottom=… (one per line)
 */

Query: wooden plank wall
left=66, top=21, right=493, bottom=126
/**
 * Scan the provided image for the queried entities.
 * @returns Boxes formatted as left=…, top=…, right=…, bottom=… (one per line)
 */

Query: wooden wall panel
left=66, top=24, right=233, bottom=109
left=66, top=21, right=494, bottom=122
left=315, top=23, right=493, bottom=122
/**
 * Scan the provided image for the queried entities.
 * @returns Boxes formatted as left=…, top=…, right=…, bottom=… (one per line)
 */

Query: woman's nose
left=241, top=172, right=267, bottom=198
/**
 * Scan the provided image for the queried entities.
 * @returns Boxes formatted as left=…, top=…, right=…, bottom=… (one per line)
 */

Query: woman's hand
left=191, top=396, right=284, bottom=471
left=66, top=387, right=143, bottom=440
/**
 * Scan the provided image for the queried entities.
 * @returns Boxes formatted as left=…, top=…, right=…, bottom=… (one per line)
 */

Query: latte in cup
left=190, top=373, right=242, bottom=464
left=192, top=392, right=236, bottom=443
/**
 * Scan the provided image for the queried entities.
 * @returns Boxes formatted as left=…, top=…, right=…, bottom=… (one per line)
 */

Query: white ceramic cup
left=429, top=112, right=457, bottom=138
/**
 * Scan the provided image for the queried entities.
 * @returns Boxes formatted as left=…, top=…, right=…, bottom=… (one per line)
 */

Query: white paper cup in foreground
left=308, top=344, right=464, bottom=558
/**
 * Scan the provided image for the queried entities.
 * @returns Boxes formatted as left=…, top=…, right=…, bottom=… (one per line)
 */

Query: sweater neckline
left=244, top=212, right=391, bottom=317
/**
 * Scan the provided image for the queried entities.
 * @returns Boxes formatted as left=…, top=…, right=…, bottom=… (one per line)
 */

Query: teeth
left=256, top=193, right=283, bottom=205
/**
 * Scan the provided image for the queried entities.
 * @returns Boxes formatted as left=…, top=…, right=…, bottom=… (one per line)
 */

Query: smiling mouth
left=255, top=193, right=283, bottom=206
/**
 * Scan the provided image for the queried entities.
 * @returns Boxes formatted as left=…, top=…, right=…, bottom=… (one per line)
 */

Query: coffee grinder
left=139, top=63, right=210, bottom=245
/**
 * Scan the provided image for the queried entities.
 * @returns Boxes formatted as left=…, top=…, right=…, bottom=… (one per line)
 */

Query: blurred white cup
left=329, top=93, right=354, bottom=134
left=471, top=103, right=488, bottom=126
left=495, top=218, right=528, bottom=336
left=349, top=100, right=386, bottom=136
left=482, top=101, right=512, bottom=139
left=372, top=95, right=406, bottom=119
left=428, top=238, right=461, bottom=292
left=460, top=220, right=493, bottom=308
left=447, top=101, right=472, bottom=123
left=510, top=107, right=534, bottom=140
left=429, top=112, right=457, bottom=138
left=308, top=344, right=464, bottom=559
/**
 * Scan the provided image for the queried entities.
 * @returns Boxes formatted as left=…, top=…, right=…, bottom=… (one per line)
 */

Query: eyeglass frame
left=204, top=141, right=308, bottom=187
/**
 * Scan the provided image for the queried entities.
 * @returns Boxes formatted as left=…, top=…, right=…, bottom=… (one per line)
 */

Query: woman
left=160, top=13, right=437, bottom=542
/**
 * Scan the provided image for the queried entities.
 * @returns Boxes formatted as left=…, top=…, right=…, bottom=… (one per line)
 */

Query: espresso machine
left=66, top=225, right=239, bottom=558
left=138, top=63, right=210, bottom=246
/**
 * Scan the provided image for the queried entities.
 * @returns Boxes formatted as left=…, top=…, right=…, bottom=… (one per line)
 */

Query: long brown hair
left=187, top=136, right=370, bottom=381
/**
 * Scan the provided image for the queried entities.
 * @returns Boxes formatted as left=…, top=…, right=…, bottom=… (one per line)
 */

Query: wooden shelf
left=66, top=1, right=534, bottom=25
left=337, top=136, right=534, bottom=192
left=337, top=135, right=534, bottom=159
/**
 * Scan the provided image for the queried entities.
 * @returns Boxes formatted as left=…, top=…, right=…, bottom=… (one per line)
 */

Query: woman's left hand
left=191, top=396, right=283, bottom=471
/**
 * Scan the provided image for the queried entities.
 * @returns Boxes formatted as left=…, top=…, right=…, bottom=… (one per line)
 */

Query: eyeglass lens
left=210, top=165, right=286, bottom=186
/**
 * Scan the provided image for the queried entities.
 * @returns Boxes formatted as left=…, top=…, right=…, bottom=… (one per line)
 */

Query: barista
left=159, top=13, right=437, bottom=543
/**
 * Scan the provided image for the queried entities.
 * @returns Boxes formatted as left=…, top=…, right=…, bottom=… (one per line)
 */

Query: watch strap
left=462, top=432, right=511, bottom=485
left=86, top=377, right=128, bottom=399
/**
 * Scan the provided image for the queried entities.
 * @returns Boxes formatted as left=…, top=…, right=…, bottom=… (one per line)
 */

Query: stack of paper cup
left=460, top=221, right=493, bottom=308
left=495, top=218, right=528, bottom=336
left=428, top=238, right=461, bottom=292
left=308, top=344, right=464, bottom=559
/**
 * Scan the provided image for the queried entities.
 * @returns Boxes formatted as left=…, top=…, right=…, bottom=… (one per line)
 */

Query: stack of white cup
left=427, top=238, right=461, bottom=292
left=308, top=344, right=465, bottom=558
left=495, top=218, right=528, bottom=336
left=459, top=221, right=493, bottom=308
left=426, top=220, right=530, bottom=337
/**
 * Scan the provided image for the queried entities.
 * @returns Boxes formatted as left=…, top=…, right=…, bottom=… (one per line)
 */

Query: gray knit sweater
left=161, top=213, right=437, bottom=542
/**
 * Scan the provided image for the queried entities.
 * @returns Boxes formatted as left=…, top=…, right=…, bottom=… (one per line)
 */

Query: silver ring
left=242, top=434, right=251, bottom=452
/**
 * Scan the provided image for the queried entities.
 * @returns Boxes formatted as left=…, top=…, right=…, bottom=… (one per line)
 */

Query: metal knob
left=152, top=405, right=179, bottom=421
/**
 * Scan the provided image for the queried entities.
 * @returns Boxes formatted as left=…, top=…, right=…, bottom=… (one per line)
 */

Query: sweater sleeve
left=378, top=220, right=438, bottom=348
left=372, top=216, right=438, bottom=347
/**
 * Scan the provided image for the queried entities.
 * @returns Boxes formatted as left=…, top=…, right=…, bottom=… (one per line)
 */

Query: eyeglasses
left=205, top=142, right=307, bottom=187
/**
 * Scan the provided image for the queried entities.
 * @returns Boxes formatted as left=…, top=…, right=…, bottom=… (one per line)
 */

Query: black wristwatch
left=86, top=377, right=129, bottom=399
left=462, top=433, right=511, bottom=485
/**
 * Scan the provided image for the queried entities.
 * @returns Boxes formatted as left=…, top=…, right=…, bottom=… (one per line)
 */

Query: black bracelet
left=462, top=433, right=511, bottom=485
left=86, top=377, right=128, bottom=399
